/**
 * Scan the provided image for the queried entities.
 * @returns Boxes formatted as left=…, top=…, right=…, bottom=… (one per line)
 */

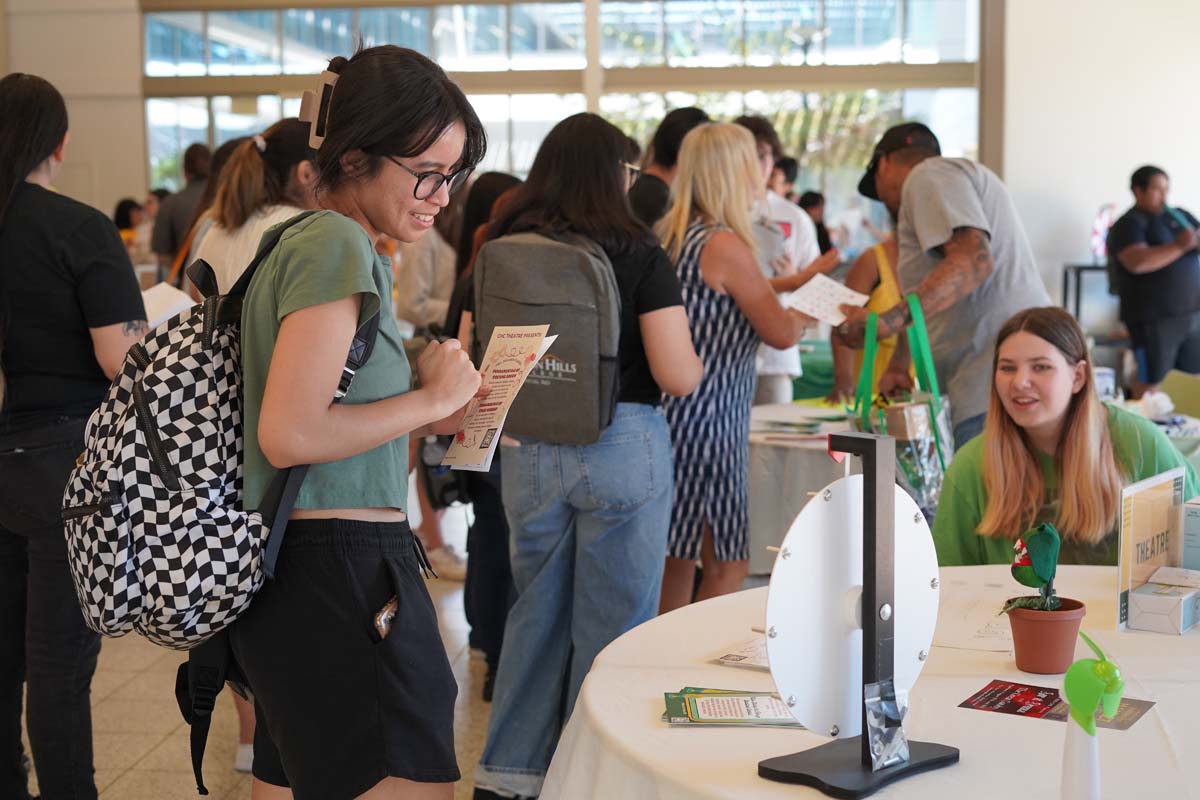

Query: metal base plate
left=758, top=737, right=959, bottom=799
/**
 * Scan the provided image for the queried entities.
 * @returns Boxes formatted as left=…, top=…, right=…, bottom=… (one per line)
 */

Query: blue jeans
left=475, top=404, right=673, bottom=797
left=953, top=412, right=986, bottom=450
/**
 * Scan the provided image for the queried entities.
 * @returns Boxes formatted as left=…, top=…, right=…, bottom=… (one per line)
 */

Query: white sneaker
left=234, top=743, right=253, bottom=773
left=427, top=544, right=467, bottom=581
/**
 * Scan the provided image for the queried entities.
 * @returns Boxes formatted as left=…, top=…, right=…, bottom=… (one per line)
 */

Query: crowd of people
left=0, top=43, right=1197, bottom=800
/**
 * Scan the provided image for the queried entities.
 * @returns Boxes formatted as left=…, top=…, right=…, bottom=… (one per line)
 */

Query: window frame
left=141, top=0, right=996, bottom=187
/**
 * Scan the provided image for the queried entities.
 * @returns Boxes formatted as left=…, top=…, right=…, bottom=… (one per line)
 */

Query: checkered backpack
left=61, top=211, right=379, bottom=651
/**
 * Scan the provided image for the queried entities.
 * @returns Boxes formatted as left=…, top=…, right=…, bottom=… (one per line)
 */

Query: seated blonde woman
left=933, top=306, right=1199, bottom=566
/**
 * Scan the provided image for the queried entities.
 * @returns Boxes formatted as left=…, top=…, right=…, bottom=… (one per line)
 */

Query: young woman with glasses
left=230, top=46, right=486, bottom=800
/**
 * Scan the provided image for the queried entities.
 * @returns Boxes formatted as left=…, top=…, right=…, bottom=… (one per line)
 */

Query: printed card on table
left=785, top=273, right=869, bottom=326
left=959, top=679, right=1154, bottom=731
left=441, top=325, right=555, bottom=472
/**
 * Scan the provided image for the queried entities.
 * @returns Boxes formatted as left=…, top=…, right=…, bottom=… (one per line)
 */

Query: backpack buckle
left=192, top=665, right=223, bottom=715
left=334, top=366, right=356, bottom=399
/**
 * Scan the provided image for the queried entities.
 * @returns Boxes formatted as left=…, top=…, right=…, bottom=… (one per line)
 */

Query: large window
left=143, top=0, right=979, bottom=215
left=146, top=97, right=210, bottom=191
left=145, top=13, right=205, bottom=77
left=602, top=85, right=978, bottom=256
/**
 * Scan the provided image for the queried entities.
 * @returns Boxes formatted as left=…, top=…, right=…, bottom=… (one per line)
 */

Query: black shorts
left=229, top=518, right=459, bottom=799
left=1128, top=311, right=1200, bottom=385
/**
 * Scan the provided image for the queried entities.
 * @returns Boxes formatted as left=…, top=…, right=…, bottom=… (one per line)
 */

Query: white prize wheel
left=763, top=473, right=940, bottom=739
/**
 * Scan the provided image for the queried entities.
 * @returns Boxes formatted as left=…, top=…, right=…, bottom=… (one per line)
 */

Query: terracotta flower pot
left=1006, top=597, right=1086, bottom=674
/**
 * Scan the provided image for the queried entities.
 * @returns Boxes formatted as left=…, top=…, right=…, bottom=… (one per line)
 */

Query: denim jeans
left=464, top=473, right=514, bottom=670
left=475, top=404, right=672, bottom=798
left=0, top=418, right=101, bottom=800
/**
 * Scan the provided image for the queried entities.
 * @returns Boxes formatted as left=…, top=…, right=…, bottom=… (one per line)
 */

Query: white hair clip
left=298, top=69, right=339, bottom=150
left=252, top=134, right=267, bottom=153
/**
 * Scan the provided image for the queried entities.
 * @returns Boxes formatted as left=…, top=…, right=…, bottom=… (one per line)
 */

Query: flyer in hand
left=784, top=273, right=868, bottom=326
left=441, top=325, right=556, bottom=472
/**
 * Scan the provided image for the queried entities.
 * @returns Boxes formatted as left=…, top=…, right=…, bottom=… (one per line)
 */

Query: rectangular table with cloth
left=748, top=403, right=854, bottom=574
left=541, top=565, right=1198, bottom=799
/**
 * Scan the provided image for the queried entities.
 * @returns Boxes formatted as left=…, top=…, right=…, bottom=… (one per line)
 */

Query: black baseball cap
left=857, top=122, right=941, bottom=200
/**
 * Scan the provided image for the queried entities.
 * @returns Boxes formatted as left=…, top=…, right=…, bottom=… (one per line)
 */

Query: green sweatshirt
left=932, top=404, right=1200, bottom=566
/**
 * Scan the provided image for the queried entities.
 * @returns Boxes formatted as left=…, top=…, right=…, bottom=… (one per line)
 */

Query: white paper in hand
left=786, top=274, right=869, bottom=326
left=142, top=282, right=197, bottom=330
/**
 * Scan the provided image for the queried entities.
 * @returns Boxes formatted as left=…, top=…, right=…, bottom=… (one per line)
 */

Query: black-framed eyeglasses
left=385, top=155, right=473, bottom=200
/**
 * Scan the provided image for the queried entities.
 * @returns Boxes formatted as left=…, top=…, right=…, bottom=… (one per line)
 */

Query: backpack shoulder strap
left=257, top=310, right=380, bottom=579
left=175, top=632, right=232, bottom=796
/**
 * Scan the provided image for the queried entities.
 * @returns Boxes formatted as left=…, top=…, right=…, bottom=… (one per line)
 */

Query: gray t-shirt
left=896, top=157, right=1050, bottom=426
left=150, top=179, right=206, bottom=258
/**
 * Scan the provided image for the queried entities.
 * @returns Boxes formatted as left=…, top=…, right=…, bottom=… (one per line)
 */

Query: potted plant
left=1001, top=523, right=1087, bottom=674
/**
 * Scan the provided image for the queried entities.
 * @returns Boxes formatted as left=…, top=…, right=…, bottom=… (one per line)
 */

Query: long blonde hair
left=658, top=122, right=761, bottom=262
left=979, top=307, right=1125, bottom=544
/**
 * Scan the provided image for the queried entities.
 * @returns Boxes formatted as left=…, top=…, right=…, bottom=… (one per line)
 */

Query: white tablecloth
left=542, top=565, right=1200, bottom=799
left=748, top=404, right=855, bottom=574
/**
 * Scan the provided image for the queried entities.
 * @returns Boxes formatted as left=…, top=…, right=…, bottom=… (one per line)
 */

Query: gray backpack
left=473, top=231, right=620, bottom=445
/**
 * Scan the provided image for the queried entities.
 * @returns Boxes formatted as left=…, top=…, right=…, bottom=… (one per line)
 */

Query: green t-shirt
left=932, top=403, right=1200, bottom=566
left=240, top=211, right=411, bottom=512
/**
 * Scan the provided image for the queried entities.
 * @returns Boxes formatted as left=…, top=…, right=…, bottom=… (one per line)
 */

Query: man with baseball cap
left=836, top=122, right=1050, bottom=447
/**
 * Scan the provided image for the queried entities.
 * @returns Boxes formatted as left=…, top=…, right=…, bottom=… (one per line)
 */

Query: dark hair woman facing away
left=0, top=73, right=148, bottom=800
left=471, top=112, right=702, bottom=800
left=230, top=47, right=486, bottom=800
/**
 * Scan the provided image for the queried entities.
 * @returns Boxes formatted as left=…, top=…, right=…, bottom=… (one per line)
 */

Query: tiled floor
left=24, top=498, right=492, bottom=800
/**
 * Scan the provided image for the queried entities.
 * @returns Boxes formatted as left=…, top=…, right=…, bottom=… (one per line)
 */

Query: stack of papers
left=662, top=687, right=802, bottom=728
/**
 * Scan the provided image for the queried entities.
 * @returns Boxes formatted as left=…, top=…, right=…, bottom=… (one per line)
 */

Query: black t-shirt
left=609, top=240, right=685, bottom=404
left=1106, top=206, right=1200, bottom=322
left=463, top=236, right=684, bottom=405
left=628, top=174, right=671, bottom=228
left=0, top=183, right=145, bottom=432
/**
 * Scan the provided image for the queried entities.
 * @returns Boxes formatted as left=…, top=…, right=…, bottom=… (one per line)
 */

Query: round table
left=541, top=565, right=1200, bottom=799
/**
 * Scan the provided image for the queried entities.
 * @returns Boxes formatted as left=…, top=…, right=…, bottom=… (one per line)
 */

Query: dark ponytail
left=0, top=73, right=68, bottom=412
left=0, top=73, right=68, bottom=224
left=314, top=46, right=486, bottom=195
left=211, top=118, right=317, bottom=230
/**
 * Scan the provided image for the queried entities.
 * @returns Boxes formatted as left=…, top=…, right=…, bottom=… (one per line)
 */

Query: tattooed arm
left=90, top=319, right=150, bottom=379
left=837, top=227, right=992, bottom=346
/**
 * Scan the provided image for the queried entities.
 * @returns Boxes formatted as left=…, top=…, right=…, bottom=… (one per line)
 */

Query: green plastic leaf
left=1026, top=523, right=1061, bottom=584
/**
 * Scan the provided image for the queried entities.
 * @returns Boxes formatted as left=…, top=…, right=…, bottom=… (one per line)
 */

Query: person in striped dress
left=657, top=123, right=838, bottom=613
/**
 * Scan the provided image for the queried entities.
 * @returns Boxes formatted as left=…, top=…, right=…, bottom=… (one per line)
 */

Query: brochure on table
left=441, top=325, right=555, bottom=472
left=1116, top=467, right=1186, bottom=628
left=959, top=679, right=1154, bottom=731
left=711, top=637, right=770, bottom=671
left=662, top=687, right=801, bottom=727
left=931, top=576, right=1015, bottom=652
